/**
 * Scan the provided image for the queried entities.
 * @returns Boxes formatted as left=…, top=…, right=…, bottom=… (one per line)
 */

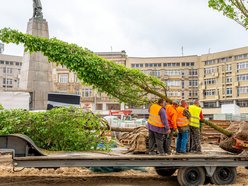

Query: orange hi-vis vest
left=165, top=104, right=178, bottom=129
left=148, top=104, right=164, bottom=128
left=176, top=106, right=189, bottom=127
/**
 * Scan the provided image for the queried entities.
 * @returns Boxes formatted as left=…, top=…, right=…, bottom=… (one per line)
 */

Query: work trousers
left=176, top=131, right=189, bottom=153
left=148, top=130, right=165, bottom=154
left=164, top=128, right=174, bottom=154
left=188, top=126, right=201, bottom=152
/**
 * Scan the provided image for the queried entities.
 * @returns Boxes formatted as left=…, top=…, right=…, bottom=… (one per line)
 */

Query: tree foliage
left=208, top=0, right=248, bottom=29
left=0, top=107, right=110, bottom=151
left=0, top=28, right=235, bottom=138
left=0, top=28, right=167, bottom=106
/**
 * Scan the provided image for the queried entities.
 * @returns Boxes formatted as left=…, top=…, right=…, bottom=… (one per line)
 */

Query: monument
left=19, top=0, right=52, bottom=110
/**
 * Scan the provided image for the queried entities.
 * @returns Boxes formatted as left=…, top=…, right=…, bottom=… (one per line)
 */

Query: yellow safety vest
left=189, top=105, right=202, bottom=128
left=148, top=104, right=164, bottom=128
left=176, top=106, right=189, bottom=127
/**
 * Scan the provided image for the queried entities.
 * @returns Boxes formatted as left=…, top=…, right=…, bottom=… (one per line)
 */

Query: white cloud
left=0, top=0, right=248, bottom=57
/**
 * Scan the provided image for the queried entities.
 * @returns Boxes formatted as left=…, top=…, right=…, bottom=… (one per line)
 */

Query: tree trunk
left=201, top=119, right=234, bottom=137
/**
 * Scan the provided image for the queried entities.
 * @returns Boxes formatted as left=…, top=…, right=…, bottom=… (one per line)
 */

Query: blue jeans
left=176, top=131, right=189, bottom=153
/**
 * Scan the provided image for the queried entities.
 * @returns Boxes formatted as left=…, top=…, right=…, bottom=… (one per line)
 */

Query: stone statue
left=33, top=0, right=43, bottom=19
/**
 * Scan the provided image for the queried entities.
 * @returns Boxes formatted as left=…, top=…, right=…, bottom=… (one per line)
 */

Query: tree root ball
left=219, top=121, right=248, bottom=154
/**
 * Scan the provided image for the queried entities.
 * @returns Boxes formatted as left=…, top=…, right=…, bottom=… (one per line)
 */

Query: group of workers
left=147, top=98, right=203, bottom=155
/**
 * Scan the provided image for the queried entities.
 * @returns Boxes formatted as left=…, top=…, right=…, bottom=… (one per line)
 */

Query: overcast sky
left=0, top=0, right=248, bottom=57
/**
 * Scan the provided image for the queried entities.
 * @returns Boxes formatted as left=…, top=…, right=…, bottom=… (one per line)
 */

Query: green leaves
left=208, top=0, right=248, bottom=29
left=0, top=108, right=110, bottom=151
left=0, top=28, right=168, bottom=106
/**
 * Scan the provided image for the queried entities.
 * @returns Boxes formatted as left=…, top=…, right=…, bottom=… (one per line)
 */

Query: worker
left=176, top=100, right=190, bottom=154
left=147, top=98, right=170, bottom=155
left=165, top=100, right=179, bottom=154
left=188, top=99, right=204, bottom=153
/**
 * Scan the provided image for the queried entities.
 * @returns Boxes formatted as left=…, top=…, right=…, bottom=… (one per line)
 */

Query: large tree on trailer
left=0, top=28, right=240, bottom=153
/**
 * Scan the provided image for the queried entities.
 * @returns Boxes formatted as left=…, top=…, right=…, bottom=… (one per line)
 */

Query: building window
left=189, top=80, right=198, bottom=87
left=237, top=100, right=248, bottom=107
left=75, top=88, right=80, bottom=95
left=237, top=86, right=248, bottom=95
left=203, top=102, right=217, bottom=108
left=204, top=60, right=215, bottom=65
left=226, top=88, right=232, bottom=95
left=0, top=60, right=4, bottom=64
left=166, top=80, right=181, bottom=86
left=237, top=74, right=248, bottom=81
left=189, top=90, right=198, bottom=97
left=82, top=88, right=92, bottom=97
left=3, top=78, right=13, bottom=85
left=226, top=76, right=232, bottom=83
left=189, top=69, right=198, bottom=76
left=237, top=62, right=248, bottom=70
left=107, top=104, right=120, bottom=110
left=150, top=70, right=160, bottom=77
left=58, top=74, right=69, bottom=83
left=167, top=91, right=181, bottom=97
left=234, top=53, right=248, bottom=60
left=226, top=64, right=232, bottom=72
left=96, top=104, right=103, bottom=110
left=163, top=63, right=180, bottom=67
left=204, top=89, right=216, bottom=96
left=204, top=78, right=216, bottom=85
left=3, top=67, right=12, bottom=74
left=204, top=67, right=217, bottom=74
left=165, top=70, right=181, bottom=76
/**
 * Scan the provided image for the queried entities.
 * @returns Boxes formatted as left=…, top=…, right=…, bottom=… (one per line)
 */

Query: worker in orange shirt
left=164, top=100, right=179, bottom=154
left=176, top=100, right=190, bottom=154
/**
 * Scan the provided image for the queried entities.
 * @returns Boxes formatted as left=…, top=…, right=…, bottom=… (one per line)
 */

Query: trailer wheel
left=210, top=167, right=237, bottom=185
left=177, top=167, right=205, bottom=186
left=155, top=167, right=177, bottom=177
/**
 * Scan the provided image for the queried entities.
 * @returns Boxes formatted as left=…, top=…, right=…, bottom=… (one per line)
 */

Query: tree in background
left=208, top=0, right=248, bottom=29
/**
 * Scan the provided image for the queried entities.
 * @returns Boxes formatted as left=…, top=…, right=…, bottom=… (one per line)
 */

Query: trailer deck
left=1, top=134, right=248, bottom=186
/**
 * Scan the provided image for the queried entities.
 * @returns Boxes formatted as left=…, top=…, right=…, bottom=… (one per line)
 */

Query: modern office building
left=1, top=46, right=248, bottom=118
left=199, top=46, right=248, bottom=118
left=0, top=53, right=22, bottom=91
left=127, top=55, right=199, bottom=104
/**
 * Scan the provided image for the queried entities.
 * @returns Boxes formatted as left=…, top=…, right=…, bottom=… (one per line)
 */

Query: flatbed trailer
left=1, top=134, right=248, bottom=186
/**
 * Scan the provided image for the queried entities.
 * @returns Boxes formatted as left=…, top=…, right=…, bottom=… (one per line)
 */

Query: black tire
left=210, top=167, right=237, bottom=185
left=155, top=167, right=177, bottom=177
left=177, top=167, right=205, bottom=186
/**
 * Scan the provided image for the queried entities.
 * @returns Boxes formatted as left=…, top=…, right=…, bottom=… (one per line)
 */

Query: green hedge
left=0, top=107, right=110, bottom=151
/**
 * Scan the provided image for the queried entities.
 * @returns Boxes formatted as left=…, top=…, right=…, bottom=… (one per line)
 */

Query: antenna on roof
left=208, top=48, right=211, bottom=54
left=181, top=46, right=184, bottom=56
left=110, top=46, right=113, bottom=52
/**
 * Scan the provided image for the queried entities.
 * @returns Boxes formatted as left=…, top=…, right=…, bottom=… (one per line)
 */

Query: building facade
left=1, top=47, right=248, bottom=118
left=199, top=47, right=248, bottom=118
left=0, top=54, right=22, bottom=91
left=51, top=51, right=127, bottom=114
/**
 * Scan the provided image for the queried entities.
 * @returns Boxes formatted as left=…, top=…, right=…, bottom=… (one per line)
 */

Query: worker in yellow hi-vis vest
left=188, top=99, right=204, bottom=153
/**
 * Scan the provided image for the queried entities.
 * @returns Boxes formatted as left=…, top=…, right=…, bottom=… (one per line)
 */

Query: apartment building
left=0, top=53, right=22, bottom=91
left=1, top=45, right=248, bottom=118
left=127, top=55, right=200, bottom=105
left=52, top=51, right=127, bottom=114
left=199, top=47, right=248, bottom=118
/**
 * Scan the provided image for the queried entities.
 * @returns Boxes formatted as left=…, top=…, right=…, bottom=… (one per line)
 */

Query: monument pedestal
left=19, top=18, right=52, bottom=110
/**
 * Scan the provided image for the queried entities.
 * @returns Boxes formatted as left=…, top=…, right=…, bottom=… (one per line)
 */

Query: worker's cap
left=172, top=100, right=180, bottom=105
